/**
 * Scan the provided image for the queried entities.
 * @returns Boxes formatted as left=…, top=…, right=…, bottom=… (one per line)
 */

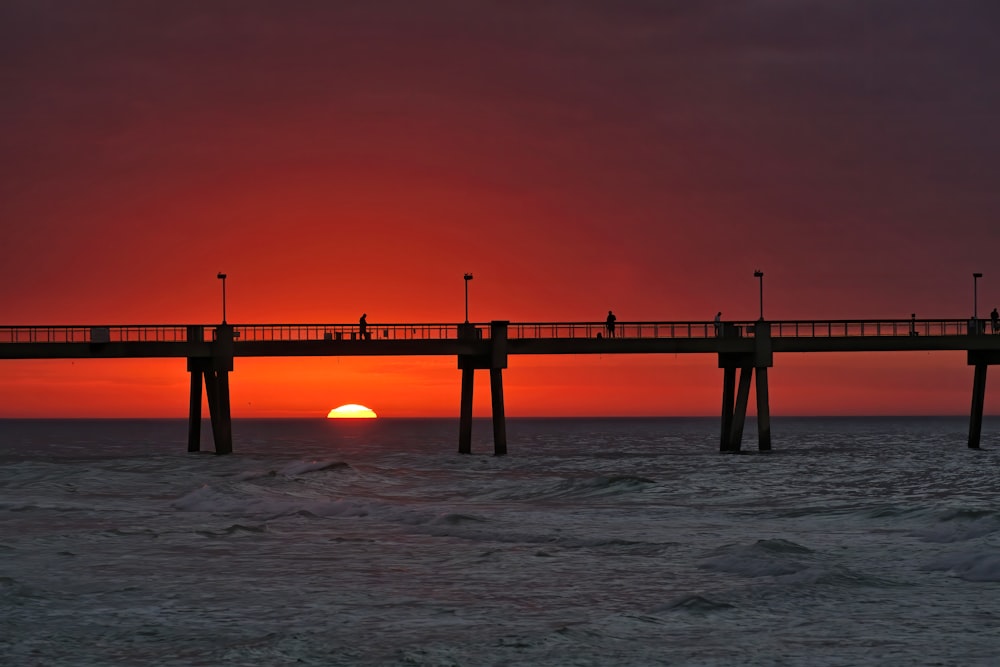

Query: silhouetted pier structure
left=2, top=318, right=999, bottom=455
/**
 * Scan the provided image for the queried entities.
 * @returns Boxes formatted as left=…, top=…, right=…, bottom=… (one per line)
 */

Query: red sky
left=2, top=1, right=1000, bottom=418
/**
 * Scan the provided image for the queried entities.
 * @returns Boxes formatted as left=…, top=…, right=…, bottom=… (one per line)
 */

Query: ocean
left=2, top=416, right=999, bottom=666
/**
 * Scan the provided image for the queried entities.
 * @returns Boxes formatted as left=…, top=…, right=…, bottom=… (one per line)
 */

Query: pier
left=1, top=318, right=998, bottom=454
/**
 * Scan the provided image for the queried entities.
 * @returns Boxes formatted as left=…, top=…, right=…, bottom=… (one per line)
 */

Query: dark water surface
left=2, top=417, right=999, bottom=665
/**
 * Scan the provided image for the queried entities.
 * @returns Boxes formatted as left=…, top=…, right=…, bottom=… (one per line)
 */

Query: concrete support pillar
left=204, top=368, right=220, bottom=439
left=214, top=370, right=233, bottom=455
left=969, top=362, right=987, bottom=449
left=720, top=366, right=736, bottom=452
left=186, top=326, right=206, bottom=454
left=459, top=365, right=474, bottom=454
left=490, top=367, right=507, bottom=456
left=729, top=366, right=753, bottom=452
left=756, top=366, right=771, bottom=451
left=187, top=324, right=235, bottom=455
left=751, top=322, right=774, bottom=451
left=455, top=321, right=508, bottom=456
left=201, top=369, right=233, bottom=455
left=187, top=363, right=203, bottom=452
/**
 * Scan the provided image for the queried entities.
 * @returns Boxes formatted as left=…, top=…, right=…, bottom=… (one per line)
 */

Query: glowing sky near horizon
left=2, top=1, right=1000, bottom=418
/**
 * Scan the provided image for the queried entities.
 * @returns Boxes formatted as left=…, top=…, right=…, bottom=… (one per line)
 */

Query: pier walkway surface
left=2, top=318, right=999, bottom=455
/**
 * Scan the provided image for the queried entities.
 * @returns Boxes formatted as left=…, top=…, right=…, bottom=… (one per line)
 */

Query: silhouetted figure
left=606, top=310, right=616, bottom=338
left=714, top=312, right=722, bottom=337
left=910, top=313, right=919, bottom=336
left=992, top=308, right=999, bottom=334
left=359, top=313, right=369, bottom=340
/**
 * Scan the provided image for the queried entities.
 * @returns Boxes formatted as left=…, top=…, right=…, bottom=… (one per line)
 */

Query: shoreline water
left=2, top=416, right=999, bottom=665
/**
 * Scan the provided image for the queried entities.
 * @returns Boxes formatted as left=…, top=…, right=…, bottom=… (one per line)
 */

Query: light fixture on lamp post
left=217, top=272, right=227, bottom=324
left=753, top=270, right=764, bottom=320
left=973, top=272, right=982, bottom=322
left=463, top=273, right=473, bottom=323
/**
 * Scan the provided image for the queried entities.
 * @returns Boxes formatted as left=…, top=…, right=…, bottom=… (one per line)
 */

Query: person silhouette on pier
left=714, top=312, right=722, bottom=337
left=606, top=310, right=617, bottom=338
left=359, top=313, right=369, bottom=340
left=992, top=308, right=999, bottom=334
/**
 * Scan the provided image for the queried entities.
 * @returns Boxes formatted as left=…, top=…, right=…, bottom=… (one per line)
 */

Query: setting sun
left=327, top=404, right=378, bottom=419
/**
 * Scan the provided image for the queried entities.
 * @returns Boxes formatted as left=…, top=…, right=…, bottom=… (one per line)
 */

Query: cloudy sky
left=2, top=1, right=999, bottom=417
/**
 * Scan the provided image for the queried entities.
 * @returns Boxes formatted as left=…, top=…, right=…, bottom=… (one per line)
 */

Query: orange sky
left=2, top=2, right=1000, bottom=418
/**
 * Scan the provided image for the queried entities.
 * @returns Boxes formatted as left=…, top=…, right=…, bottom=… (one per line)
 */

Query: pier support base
left=490, top=368, right=507, bottom=456
left=720, top=366, right=736, bottom=452
left=969, top=361, right=987, bottom=449
left=459, top=366, right=474, bottom=454
left=756, top=366, right=771, bottom=451
left=455, top=363, right=508, bottom=456
left=457, top=321, right=508, bottom=456
left=188, top=363, right=203, bottom=452
left=204, top=370, right=233, bottom=455
left=729, top=367, right=753, bottom=451
left=719, top=323, right=772, bottom=452
left=188, top=363, right=233, bottom=455
left=186, top=325, right=234, bottom=455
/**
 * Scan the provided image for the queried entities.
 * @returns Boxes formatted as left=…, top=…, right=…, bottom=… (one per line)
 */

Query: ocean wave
left=659, top=594, right=735, bottom=613
left=913, top=510, right=1000, bottom=543
left=475, top=474, right=656, bottom=501
left=1, top=501, right=97, bottom=513
left=699, top=551, right=806, bottom=578
left=233, top=459, right=350, bottom=481
left=430, top=513, right=488, bottom=525
left=103, top=527, right=158, bottom=538
left=698, top=539, right=814, bottom=578
left=195, top=523, right=268, bottom=537
left=923, top=550, right=1000, bottom=582
left=938, top=508, right=996, bottom=521
left=0, top=575, right=35, bottom=599
left=557, top=537, right=672, bottom=556
left=698, top=539, right=895, bottom=588
left=279, top=459, right=350, bottom=476
left=232, top=470, right=278, bottom=482
left=172, top=484, right=376, bottom=520
left=772, top=564, right=897, bottom=587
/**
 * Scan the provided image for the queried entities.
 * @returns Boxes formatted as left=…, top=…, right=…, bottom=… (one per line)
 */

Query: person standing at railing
left=606, top=310, right=616, bottom=338
left=992, top=308, right=999, bottom=334
left=359, top=313, right=369, bottom=340
left=714, top=312, right=722, bottom=337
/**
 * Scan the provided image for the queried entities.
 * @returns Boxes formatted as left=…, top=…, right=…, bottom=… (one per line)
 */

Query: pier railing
left=0, top=325, right=192, bottom=344
left=769, top=319, right=976, bottom=338
left=0, top=318, right=984, bottom=344
left=235, top=323, right=462, bottom=341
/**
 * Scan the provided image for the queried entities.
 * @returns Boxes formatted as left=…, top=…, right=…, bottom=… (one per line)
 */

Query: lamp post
left=973, top=272, right=982, bottom=321
left=463, top=273, right=473, bottom=323
left=754, top=270, right=764, bottom=320
left=217, top=272, right=227, bottom=324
